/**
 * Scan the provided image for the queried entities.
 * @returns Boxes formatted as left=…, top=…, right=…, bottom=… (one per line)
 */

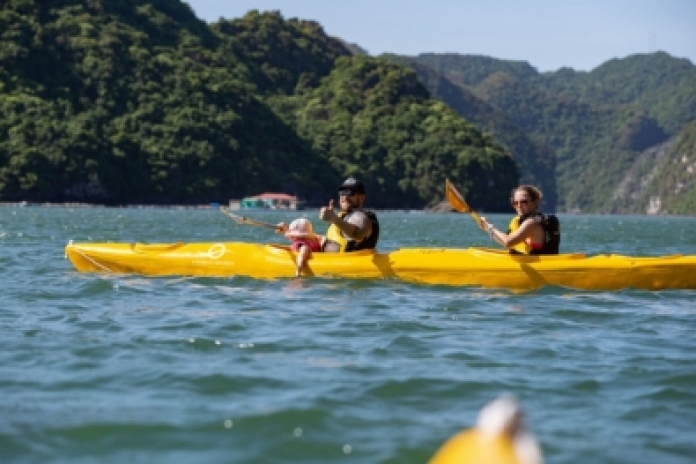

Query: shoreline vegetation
left=0, top=201, right=437, bottom=213
left=4, top=202, right=692, bottom=217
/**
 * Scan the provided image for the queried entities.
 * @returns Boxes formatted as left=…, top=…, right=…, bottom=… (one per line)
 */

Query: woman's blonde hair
left=511, top=185, right=543, bottom=202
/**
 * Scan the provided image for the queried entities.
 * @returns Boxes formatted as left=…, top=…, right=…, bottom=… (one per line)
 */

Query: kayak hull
left=65, top=241, right=696, bottom=291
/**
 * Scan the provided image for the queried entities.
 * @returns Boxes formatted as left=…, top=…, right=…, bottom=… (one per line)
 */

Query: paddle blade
left=220, top=207, right=248, bottom=225
left=445, top=178, right=471, bottom=213
left=220, top=207, right=281, bottom=230
left=445, top=179, right=484, bottom=227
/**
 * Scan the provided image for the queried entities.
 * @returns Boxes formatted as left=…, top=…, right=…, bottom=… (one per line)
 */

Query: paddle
left=220, top=207, right=282, bottom=231
left=445, top=179, right=506, bottom=247
left=445, top=178, right=485, bottom=228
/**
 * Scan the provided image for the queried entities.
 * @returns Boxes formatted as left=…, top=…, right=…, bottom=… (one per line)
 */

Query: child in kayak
left=284, top=218, right=325, bottom=277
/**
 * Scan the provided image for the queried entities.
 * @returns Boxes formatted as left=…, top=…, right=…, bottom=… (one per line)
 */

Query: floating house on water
left=229, top=193, right=305, bottom=210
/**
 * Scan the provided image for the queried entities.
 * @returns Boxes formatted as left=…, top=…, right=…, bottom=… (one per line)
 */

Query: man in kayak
left=319, top=178, right=380, bottom=252
left=479, top=184, right=560, bottom=254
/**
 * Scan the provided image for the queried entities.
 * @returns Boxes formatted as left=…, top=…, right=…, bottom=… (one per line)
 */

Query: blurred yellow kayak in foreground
left=429, top=396, right=543, bottom=464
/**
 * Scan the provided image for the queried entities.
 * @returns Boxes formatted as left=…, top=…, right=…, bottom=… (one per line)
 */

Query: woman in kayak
left=283, top=218, right=325, bottom=276
left=479, top=185, right=560, bottom=255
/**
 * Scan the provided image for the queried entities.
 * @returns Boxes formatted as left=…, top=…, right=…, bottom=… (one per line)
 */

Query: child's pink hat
left=285, top=218, right=316, bottom=239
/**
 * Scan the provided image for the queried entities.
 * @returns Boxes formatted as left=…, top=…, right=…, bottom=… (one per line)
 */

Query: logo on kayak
left=208, top=243, right=227, bottom=259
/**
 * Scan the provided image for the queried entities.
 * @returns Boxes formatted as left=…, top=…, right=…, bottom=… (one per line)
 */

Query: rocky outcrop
left=610, top=138, right=674, bottom=213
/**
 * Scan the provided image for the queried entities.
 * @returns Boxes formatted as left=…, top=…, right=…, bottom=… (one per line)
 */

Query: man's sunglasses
left=511, top=199, right=530, bottom=206
left=338, top=189, right=358, bottom=197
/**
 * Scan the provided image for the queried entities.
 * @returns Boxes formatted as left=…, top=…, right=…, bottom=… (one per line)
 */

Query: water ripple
left=2, top=209, right=696, bottom=463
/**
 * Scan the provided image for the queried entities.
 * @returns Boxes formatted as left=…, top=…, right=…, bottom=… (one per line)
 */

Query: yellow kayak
left=65, top=241, right=696, bottom=291
left=65, top=242, right=696, bottom=290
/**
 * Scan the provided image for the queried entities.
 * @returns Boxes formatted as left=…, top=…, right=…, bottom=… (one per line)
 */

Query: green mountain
left=0, top=2, right=517, bottom=208
left=409, top=52, right=696, bottom=213
left=413, top=54, right=540, bottom=87
left=1, top=2, right=334, bottom=203
left=272, top=56, right=519, bottom=209
left=639, top=121, right=696, bottom=214
left=473, top=71, right=664, bottom=212
left=386, top=55, right=558, bottom=211
left=542, top=53, right=696, bottom=135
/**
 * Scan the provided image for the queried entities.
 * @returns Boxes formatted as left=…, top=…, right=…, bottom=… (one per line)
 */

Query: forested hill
left=639, top=121, right=696, bottom=215
left=386, top=55, right=558, bottom=211
left=408, top=52, right=696, bottom=213
left=0, top=2, right=518, bottom=209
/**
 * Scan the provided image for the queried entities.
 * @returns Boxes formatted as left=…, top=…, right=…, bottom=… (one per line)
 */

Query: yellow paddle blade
left=445, top=179, right=484, bottom=227
left=445, top=178, right=470, bottom=212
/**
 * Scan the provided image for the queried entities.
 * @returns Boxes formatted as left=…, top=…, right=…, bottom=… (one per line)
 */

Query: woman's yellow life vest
left=507, top=216, right=531, bottom=254
left=507, top=213, right=561, bottom=255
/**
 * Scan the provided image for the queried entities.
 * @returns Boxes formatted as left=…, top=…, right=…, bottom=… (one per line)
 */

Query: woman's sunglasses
left=511, top=199, right=530, bottom=206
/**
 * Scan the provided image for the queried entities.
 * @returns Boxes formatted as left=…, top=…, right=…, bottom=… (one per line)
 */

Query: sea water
left=1, top=207, right=695, bottom=464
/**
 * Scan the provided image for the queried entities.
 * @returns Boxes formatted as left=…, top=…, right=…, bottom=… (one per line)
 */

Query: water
left=1, top=207, right=696, bottom=464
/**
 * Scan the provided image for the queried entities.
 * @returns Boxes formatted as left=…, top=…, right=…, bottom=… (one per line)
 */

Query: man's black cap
left=338, top=178, right=365, bottom=194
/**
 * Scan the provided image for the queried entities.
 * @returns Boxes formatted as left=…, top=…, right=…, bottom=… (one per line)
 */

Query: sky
left=184, top=0, right=696, bottom=72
